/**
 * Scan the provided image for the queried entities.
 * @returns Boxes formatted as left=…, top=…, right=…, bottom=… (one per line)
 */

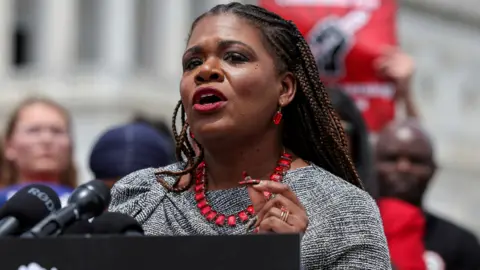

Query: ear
left=278, top=72, right=296, bottom=107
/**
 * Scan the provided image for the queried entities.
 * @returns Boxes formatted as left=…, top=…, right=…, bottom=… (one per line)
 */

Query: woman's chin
left=32, top=162, right=62, bottom=174
left=193, top=123, right=236, bottom=145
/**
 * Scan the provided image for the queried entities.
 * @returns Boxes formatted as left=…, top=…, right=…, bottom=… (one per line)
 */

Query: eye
left=224, top=52, right=248, bottom=63
left=183, top=58, right=203, bottom=71
left=51, top=126, right=67, bottom=135
left=383, top=154, right=398, bottom=163
left=25, top=126, right=42, bottom=134
left=409, top=157, right=428, bottom=165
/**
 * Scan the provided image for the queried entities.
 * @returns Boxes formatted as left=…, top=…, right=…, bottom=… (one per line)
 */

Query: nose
left=194, top=60, right=224, bottom=85
left=38, top=128, right=55, bottom=144
left=396, top=157, right=412, bottom=173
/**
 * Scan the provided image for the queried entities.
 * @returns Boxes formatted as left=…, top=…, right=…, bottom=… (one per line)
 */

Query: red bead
left=206, top=211, right=217, bottom=221
left=238, top=211, right=249, bottom=223
left=197, top=199, right=207, bottom=209
left=195, top=184, right=204, bottom=192
left=270, top=174, right=281, bottom=181
left=279, top=159, right=291, bottom=167
left=227, top=215, right=236, bottom=227
left=246, top=205, right=255, bottom=215
left=273, top=111, right=283, bottom=125
left=194, top=192, right=205, bottom=201
left=195, top=154, right=294, bottom=227
left=215, top=215, right=226, bottom=226
left=200, top=206, right=211, bottom=216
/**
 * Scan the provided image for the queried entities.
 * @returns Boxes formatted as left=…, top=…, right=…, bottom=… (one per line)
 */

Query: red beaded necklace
left=194, top=152, right=293, bottom=227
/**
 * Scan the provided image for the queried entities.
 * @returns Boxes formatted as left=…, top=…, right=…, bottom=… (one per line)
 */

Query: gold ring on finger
left=280, top=206, right=290, bottom=223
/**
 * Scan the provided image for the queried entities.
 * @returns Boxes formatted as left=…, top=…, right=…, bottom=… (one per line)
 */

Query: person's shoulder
left=0, top=186, right=16, bottom=206
left=426, top=212, right=479, bottom=244
left=291, top=164, right=376, bottom=210
left=425, top=212, right=480, bottom=267
left=45, top=183, right=74, bottom=193
left=0, top=184, right=23, bottom=199
left=113, top=162, right=184, bottom=188
left=291, top=165, right=391, bottom=268
left=108, top=162, right=185, bottom=222
left=306, top=164, right=379, bottom=223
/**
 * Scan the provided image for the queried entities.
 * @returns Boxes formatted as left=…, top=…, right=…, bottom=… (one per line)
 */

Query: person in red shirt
left=375, top=120, right=431, bottom=269
left=376, top=120, right=480, bottom=270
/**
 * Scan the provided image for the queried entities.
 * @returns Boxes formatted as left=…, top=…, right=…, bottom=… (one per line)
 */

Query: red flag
left=260, top=0, right=398, bottom=132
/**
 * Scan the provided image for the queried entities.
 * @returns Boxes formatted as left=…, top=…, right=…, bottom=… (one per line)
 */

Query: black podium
left=0, top=234, right=301, bottom=270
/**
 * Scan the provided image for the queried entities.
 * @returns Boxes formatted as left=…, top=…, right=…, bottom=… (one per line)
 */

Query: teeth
left=196, top=93, right=224, bottom=105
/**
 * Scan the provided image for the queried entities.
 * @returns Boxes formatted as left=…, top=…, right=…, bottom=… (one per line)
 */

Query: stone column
left=0, top=0, right=14, bottom=80
left=153, top=0, right=191, bottom=83
left=99, top=0, right=136, bottom=77
left=38, top=0, right=79, bottom=78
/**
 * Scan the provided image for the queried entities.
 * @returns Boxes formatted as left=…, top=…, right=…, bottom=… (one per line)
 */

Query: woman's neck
left=18, top=172, right=60, bottom=185
left=202, top=130, right=283, bottom=190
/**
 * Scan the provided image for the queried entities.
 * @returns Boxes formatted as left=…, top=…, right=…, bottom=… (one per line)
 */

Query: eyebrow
left=183, top=39, right=255, bottom=58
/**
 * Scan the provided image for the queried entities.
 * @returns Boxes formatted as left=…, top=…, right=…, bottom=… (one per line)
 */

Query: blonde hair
left=0, top=97, right=77, bottom=188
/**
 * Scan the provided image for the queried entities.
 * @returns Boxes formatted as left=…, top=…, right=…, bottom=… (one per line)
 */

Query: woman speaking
left=109, top=3, right=390, bottom=269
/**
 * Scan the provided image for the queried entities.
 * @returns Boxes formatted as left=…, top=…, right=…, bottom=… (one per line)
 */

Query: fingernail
left=253, top=227, right=259, bottom=234
left=238, top=179, right=261, bottom=185
left=242, top=171, right=252, bottom=181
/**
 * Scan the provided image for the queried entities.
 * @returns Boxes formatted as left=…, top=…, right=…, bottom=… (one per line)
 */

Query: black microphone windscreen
left=61, top=219, right=94, bottom=235
left=0, top=184, right=61, bottom=232
left=68, top=180, right=111, bottom=218
left=91, top=212, right=144, bottom=235
left=21, top=180, right=110, bottom=238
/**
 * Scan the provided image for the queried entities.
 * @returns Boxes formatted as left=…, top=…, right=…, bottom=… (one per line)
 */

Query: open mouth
left=198, top=94, right=224, bottom=105
left=192, top=88, right=227, bottom=113
left=193, top=88, right=226, bottom=104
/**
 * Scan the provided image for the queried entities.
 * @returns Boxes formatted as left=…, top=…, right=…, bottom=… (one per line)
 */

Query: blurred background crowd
left=0, top=0, right=478, bottom=269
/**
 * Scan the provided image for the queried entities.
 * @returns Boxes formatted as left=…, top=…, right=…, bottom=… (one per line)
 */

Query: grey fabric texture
left=109, top=162, right=391, bottom=270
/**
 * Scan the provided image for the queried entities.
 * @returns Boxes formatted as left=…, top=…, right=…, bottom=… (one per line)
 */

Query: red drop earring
left=273, top=107, right=283, bottom=125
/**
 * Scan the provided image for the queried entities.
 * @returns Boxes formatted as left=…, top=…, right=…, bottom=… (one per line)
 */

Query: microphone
left=60, top=219, right=94, bottom=236
left=91, top=212, right=144, bottom=236
left=0, top=184, right=61, bottom=236
left=22, top=180, right=110, bottom=238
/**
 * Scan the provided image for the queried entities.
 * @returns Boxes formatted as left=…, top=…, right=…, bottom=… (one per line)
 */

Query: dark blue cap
left=89, top=123, right=174, bottom=180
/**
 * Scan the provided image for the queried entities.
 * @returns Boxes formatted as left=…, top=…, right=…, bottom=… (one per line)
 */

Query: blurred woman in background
left=0, top=97, right=77, bottom=206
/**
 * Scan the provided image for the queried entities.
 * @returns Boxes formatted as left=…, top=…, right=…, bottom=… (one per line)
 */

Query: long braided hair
left=155, top=2, right=363, bottom=192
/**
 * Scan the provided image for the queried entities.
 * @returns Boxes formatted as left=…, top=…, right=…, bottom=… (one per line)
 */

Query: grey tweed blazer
left=109, top=162, right=391, bottom=270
